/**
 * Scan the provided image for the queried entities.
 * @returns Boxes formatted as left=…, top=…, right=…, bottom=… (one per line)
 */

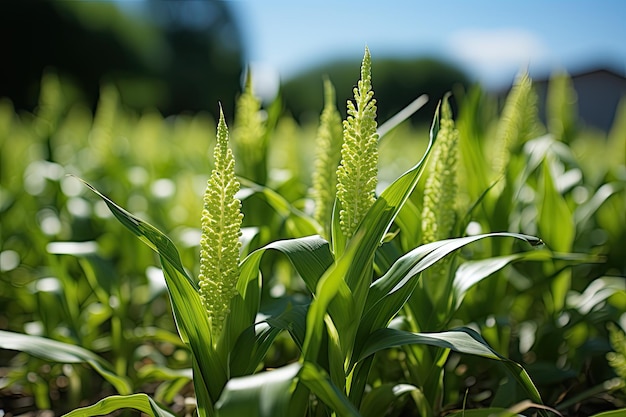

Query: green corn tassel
left=546, top=71, right=578, bottom=143
left=336, top=47, right=379, bottom=240
left=311, top=78, right=343, bottom=238
left=492, top=72, right=540, bottom=181
left=422, top=95, right=458, bottom=245
left=233, top=70, right=267, bottom=183
left=198, top=106, right=243, bottom=341
left=421, top=96, right=459, bottom=308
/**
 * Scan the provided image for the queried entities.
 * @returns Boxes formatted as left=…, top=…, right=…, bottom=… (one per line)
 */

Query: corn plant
left=2, top=48, right=623, bottom=417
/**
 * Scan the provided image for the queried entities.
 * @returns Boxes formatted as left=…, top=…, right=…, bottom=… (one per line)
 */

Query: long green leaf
left=78, top=178, right=193, bottom=287
left=62, top=393, right=174, bottom=417
left=228, top=321, right=281, bottom=376
left=539, top=160, right=575, bottom=315
left=358, top=327, right=544, bottom=407
left=360, top=383, right=419, bottom=417
left=0, top=330, right=132, bottom=395
left=215, top=363, right=301, bottom=417
left=237, top=234, right=332, bottom=303
left=81, top=179, right=224, bottom=414
left=539, top=159, right=574, bottom=253
left=377, top=94, right=429, bottom=139
left=357, top=233, right=543, bottom=349
left=301, top=232, right=359, bottom=362
left=238, top=178, right=319, bottom=237
left=574, top=182, right=623, bottom=227
left=299, top=362, right=361, bottom=417
left=224, top=235, right=333, bottom=363
left=452, top=249, right=598, bottom=310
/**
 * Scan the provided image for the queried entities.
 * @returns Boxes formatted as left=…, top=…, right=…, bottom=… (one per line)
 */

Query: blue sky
left=230, top=0, right=626, bottom=96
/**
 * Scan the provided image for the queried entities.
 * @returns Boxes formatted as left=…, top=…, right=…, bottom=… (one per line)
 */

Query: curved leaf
left=299, top=362, right=361, bottom=417
left=238, top=178, right=320, bottom=237
left=80, top=178, right=224, bottom=413
left=360, top=383, right=419, bottom=417
left=377, top=94, right=429, bottom=139
left=238, top=234, right=332, bottom=300
left=567, top=276, right=626, bottom=315
left=215, top=363, right=301, bottom=417
left=0, top=330, right=132, bottom=395
left=224, top=235, right=332, bottom=363
left=574, top=182, right=623, bottom=227
left=357, top=233, right=543, bottom=350
left=453, top=249, right=601, bottom=310
left=78, top=178, right=193, bottom=287
left=358, top=327, right=543, bottom=406
left=62, top=393, right=174, bottom=417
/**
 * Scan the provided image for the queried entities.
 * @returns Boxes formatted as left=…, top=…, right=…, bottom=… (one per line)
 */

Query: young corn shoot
left=198, top=107, right=243, bottom=342
left=311, top=78, right=343, bottom=238
left=336, top=47, right=379, bottom=241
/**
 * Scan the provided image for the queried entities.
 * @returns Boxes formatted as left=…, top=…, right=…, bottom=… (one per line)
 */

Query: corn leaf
left=358, top=327, right=544, bottom=407
left=299, top=362, right=361, bottom=417
left=215, top=363, right=301, bottom=417
left=359, top=383, right=419, bottom=417
left=377, top=94, right=428, bottom=139
left=80, top=178, right=225, bottom=414
left=224, top=235, right=332, bottom=374
left=574, top=182, right=623, bottom=228
left=444, top=408, right=522, bottom=417
left=61, top=393, right=175, bottom=417
left=239, top=179, right=319, bottom=237
left=452, top=249, right=599, bottom=310
left=357, top=233, right=543, bottom=348
left=229, top=302, right=308, bottom=376
left=538, top=160, right=575, bottom=314
left=301, top=232, right=358, bottom=362
left=241, top=235, right=333, bottom=293
left=0, top=330, right=132, bottom=395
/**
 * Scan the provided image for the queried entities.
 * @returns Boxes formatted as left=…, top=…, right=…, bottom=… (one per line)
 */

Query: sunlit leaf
left=358, top=327, right=544, bottom=407
left=239, top=178, right=319, bottom=237
left=452, top=249, right=598, bottom=310
left=0, top=330, right=132, bottom=395
left=299, top=362, right=361, bottom=417
left=360, top=383, right=418, bottom=417
left=574, top=182, right=623, bottom=227
left=566, top=276, right=626, bottom=315
left=538, top=160, right=574, bottom=253
left=62, top=393, right=174, bottom=417
left=80, top=178, right=224, bottom=414
left=215, top=363, right=301, bottom=417
left=357, top=233, right=543, bottom=347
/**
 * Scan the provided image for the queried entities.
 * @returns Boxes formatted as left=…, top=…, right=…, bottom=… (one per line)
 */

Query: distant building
left=533, top=67, right=626, bottom=132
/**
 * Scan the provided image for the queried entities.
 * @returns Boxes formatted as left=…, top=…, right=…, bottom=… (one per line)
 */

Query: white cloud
left=446, top=28, right=551, bottom=88
left=246, top=62, right=281, bottom=103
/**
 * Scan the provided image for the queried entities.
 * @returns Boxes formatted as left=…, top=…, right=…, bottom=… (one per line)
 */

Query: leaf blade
left=0, top=330, right=132, bottom=395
